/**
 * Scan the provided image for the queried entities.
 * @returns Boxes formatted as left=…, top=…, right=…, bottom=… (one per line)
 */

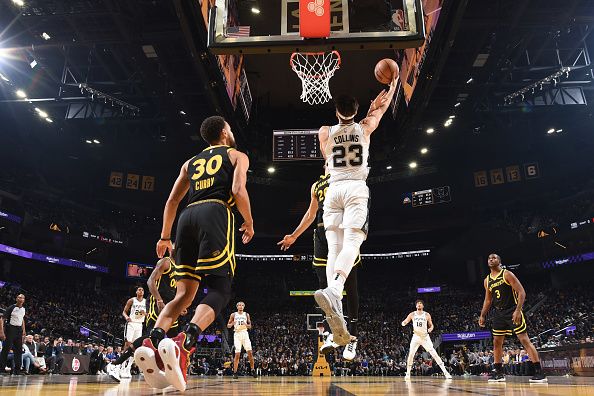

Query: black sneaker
left=252, top=371, right=257, bottom=378
left=488, top=372, right=505, bottom=382
left=233, top=373, right=238, bottom=379
left=529, top=372, right=548, bottom=383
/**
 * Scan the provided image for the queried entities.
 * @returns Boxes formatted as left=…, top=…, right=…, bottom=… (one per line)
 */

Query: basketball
left=374, top=58, right=399, bottom=85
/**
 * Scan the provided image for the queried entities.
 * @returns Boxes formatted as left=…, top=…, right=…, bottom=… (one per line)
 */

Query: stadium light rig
left=504, top=67, right=571, bottom=105
left=79, top=83, right=139, bottom=116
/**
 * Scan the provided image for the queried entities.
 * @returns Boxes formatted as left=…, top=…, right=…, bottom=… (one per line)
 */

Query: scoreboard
left=273, top=129, right=322, bottom=161
left=403, top=186, right=452, bottom=208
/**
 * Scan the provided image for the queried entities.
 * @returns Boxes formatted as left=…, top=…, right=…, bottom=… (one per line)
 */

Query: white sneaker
left=343, top=339, right=357, bottom=361
left=445, top=372, right=452, bottom=379
left=106, top=364, right=121, bottom=383
left=404, top=373, right=411, bottom=380
left=119, top=358, right=132, bottom=379
left=314, top=288, right=350, bottom=346
left=320, top=333, right=339, bottom=355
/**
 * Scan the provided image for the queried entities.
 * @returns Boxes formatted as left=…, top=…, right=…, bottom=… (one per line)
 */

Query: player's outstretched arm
left=427, top=313, right=434, bottom=333
left=227, top=313, right=235, bottom=329
left=504, top=270, right=526, bottom=324
left=278, top=183, right=318, bottom=251
left=479, top=278, right=492, bottom=327
left=122, top=298, right=133, bottom=322
left=157, top=160, right=190, bottom=258
left=147, top=258, right=170, bottom=312
left=401, top=312, right=413, bottom=327
left=229, top=150, right=254, bottom=244
left=360, top=78, right=398, bottom=136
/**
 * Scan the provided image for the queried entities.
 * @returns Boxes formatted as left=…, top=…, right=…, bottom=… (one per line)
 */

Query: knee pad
left=201, top=276, right=232, bottom=316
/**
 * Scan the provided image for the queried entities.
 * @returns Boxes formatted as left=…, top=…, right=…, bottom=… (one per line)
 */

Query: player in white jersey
left=314, top=80, right=397, bottom=346
left=227, top=301, right=256, bottom=379
left=121, top=287, right=146, bottom=377
left=401, top=299, right=452, bottom=379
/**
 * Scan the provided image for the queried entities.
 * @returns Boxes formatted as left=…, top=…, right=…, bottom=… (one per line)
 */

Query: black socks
left=183, top=323, right=202, bottom=350
left=150, top=328, right=166, bottom=347
left=494, top=363, right=503, bottom=373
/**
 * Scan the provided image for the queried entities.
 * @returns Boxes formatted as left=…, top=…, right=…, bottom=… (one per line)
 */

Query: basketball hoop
left=290, top=51, right=341, bottom=106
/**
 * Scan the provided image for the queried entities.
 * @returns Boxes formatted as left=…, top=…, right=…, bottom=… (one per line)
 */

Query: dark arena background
left=0, top=0, right=594, bottom=395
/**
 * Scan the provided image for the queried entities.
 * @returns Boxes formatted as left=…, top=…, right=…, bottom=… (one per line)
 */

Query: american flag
left=227, top=25, right=251, bottom=38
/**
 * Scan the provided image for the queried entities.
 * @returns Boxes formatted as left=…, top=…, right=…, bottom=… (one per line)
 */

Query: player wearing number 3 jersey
left=314, top=80, right=397, bottom=346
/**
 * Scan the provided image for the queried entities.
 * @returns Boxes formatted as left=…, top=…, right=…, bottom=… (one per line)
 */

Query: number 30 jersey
left=187, top=145, right=236, bottom=207
left=324, top=123, right=370, bottom=183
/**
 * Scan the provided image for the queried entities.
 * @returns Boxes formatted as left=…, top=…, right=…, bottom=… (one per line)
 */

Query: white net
left=290, top=51, right=341, bottom=106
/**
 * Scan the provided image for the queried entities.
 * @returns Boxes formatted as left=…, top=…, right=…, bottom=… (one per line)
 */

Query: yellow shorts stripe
left=172, top=271, right=202, bottom=280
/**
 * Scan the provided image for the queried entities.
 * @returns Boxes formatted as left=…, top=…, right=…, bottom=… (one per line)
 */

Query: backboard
left=208, top=0, right=425, bottom=54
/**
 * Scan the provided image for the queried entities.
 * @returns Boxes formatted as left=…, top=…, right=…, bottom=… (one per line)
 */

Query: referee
left=0, top=293, right=26, bottom=375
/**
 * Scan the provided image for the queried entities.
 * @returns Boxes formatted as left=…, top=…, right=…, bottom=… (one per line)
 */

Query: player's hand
left=240, top=222, right=254, bottom=244
left=126, top=317, right=131, bottom=322
left=478, top=315, right=486, bottom=327
left=156, top=238, right=173, bottom=258
left=157, top=300, right=165, bottom=313
left=277, top=235, right=296, bottom=251
left=371, top=89, right=387, bottom=111
left=512, top=309, right=522, bottom=325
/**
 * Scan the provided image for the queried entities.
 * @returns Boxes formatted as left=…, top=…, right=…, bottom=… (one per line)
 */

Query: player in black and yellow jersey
left=135, top=115, right=254, bottom=392
left=278, top=169, right=361, bottom=360
left=145, top=255, right=184, bottom=337
left=479, top=253, right=546, bottom=383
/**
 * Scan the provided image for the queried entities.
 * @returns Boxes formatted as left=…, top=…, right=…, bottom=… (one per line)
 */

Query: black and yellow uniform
left=145, top=257, right=179, bottom=337
left=174, top=145, right=237, bottom=281
left=487, top=268, right=527, bottom=336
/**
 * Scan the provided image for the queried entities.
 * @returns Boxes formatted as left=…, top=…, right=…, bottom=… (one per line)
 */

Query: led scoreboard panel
left=403, top=186, right=452, bottom=208
left=273, top=129, right=322, bottom=161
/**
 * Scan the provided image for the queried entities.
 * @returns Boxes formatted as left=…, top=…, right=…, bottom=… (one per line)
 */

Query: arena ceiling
left=1, top=0, right=593, bottom=188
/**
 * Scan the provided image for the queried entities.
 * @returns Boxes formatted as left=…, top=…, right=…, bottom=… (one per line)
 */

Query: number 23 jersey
left=324, top=123, right=370, bottom=183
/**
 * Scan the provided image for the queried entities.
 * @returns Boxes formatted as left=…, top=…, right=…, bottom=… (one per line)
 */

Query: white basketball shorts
left=125, top=322, right=143, bottom=343
left=234, top=330, right=252, bottom=352
left=323, top=180, right=370, bottom=234
left=409, top=333, right=436, bottom=353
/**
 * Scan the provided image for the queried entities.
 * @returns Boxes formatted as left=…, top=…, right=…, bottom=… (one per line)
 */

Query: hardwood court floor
left=0, top=375, right=593, bottom=395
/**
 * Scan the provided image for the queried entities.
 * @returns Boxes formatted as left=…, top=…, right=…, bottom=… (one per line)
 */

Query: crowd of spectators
left=0, top=268, right=592, bottom=377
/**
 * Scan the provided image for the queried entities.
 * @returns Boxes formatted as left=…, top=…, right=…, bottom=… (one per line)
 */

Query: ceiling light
left=409, top=162, right=418, bottom=169
left=449, top=115, right=456, bottom=119
left=45, top=118, right=53, bottom=123
left=386, top=165, right=392, bottom=170
left=426, top=128, right=434, bottom=134
left=251, top=7, right=261, bottom=14
left=466, top=78, right=473, bottom=84
left=556, top=129, right=563, bottom=133
left=35, top=109, right=48, bottom=118
left=0, top=73, right=9, bottom=82
left=93, top=139, right=100, bottom=144
left=179, top=110, right=186, bottom=115
left=30, top=60, right=37, bottom=69
left=41, top=32, right=51, bottom=40
left=85, top=140, right=92, bottom=144
left=168, top=90, right=174, bottom=94
left=16, top=90, right=27, bottom=98
left=454, top=102, right=461, bottom=107
left=184, top=122, right=191, bottom=126
left=420, top=148, right=428, bottom=154
left=547, top=128, right=555, bottom=134
left=12, top=0, right=24, bottom=6
left=444, top=120, right=452, bottom=127
left=267, top=166, right=275, bottom=174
